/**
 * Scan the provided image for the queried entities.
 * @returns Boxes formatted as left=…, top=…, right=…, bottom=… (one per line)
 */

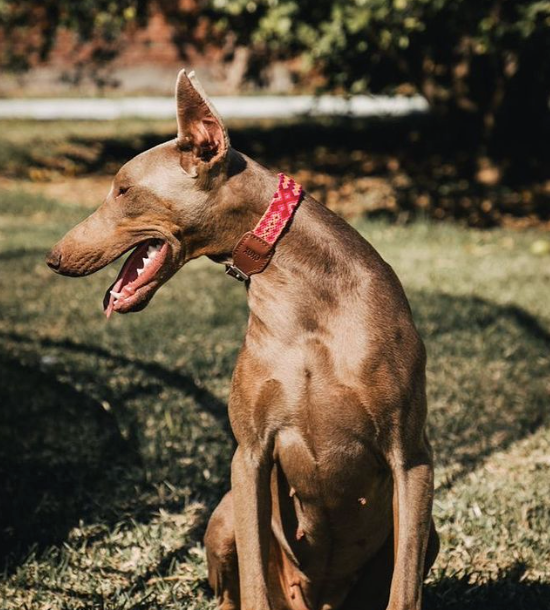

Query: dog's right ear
left=175, top=69, right=229, bottom=177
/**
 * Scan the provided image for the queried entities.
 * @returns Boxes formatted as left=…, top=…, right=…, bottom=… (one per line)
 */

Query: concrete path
left=0, top=95, right=428, bottom=120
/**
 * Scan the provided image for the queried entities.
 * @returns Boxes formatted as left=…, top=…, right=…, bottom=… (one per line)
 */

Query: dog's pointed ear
left=175, top=69, right=229, bottom=176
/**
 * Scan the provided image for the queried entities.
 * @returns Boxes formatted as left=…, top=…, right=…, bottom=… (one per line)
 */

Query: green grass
left=0, top=185, right=549, bottom=610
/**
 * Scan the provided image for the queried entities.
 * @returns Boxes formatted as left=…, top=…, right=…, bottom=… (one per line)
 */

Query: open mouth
left=104, top=238, right=170, bottom=318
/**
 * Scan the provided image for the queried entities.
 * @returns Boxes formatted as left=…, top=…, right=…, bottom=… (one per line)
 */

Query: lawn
left=0, top=121, right=549, bottom=610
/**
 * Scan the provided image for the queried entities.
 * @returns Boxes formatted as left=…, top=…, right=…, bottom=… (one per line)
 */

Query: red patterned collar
left=226, top=173, right=304, bottom=281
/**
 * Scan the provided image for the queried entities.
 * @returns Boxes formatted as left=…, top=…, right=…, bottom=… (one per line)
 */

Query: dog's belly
left=273, top=418, right=394, bottom=598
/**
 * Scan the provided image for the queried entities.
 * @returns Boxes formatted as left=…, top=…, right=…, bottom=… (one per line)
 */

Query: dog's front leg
left=231, top=444, right=273, bottom=610
left=387, top=445, right=434, bottom=610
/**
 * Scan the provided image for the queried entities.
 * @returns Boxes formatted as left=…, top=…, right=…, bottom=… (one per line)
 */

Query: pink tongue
left=104, top=243, right=148, bottom=319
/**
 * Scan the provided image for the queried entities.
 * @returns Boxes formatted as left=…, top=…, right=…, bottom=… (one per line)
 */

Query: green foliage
left=209, top=0, right=550, bottom=152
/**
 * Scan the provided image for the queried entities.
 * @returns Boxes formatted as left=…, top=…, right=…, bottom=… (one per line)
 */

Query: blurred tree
left=211, top=0, right=550, bottom=164
left=0, top=0, right=548, bottom=161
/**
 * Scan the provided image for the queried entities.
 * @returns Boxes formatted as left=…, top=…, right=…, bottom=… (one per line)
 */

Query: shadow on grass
left=233, top=118, right=549, bottom=226
left=425, top=563, right=550, bottom=610
left=3, top=115, right=548, bottom=226
left=345, top=562, right=550, bottom=610
left=0, top=289, right=548, bottom=578
left=0, top=330, right=230, bottom=430
left=410, top=291, right=550, bottom=486
left=0, top=335, right=231, bottom=573
left=0, top=350, right=142, bottom=568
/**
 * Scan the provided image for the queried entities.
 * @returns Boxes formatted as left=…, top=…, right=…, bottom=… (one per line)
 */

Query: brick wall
left=0, top=8, right=296, bottom=96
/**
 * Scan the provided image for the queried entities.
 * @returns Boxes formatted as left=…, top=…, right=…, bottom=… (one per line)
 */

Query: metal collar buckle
left=225, top=264, right=249, bottom=282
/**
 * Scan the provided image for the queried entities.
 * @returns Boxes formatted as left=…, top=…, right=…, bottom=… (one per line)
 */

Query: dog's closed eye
left=116, top=186, right=131, bottom=198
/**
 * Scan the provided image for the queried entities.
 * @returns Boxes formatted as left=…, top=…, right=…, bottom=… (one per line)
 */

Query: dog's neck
left=215, top=150, right=364, bottom=344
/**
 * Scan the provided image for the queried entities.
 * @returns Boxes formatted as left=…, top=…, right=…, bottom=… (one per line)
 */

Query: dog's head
left=46, top=70, right=238, bottom=317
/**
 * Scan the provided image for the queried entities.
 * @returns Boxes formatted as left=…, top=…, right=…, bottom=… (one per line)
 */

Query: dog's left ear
left=175, top=69, right=229, bottom=176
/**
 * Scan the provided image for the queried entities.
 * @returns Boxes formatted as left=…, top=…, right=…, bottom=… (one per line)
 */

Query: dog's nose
left=46, top=249, right=62, bottom=271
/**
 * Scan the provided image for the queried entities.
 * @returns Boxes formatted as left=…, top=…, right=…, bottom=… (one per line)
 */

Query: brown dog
left=47, top=70, right=439, bottom=610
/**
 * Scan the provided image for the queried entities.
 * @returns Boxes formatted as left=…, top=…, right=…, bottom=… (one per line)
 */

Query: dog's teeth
left=137, top=267, right=144, bottom=275
left=147, top=244, right=160, bottom=258
left=143, top=257, right=151, bottom=266
left=110, top=290, right=122, bottom=298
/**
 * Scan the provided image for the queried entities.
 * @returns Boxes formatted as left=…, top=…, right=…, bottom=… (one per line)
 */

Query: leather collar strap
left=226, top=173, right=304, bottom=281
